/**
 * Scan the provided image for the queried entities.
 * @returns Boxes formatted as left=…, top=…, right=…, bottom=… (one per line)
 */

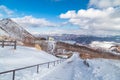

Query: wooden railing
left=0, top=59, right=64, bottom=80
left=0, top=40, right=17, bottom=49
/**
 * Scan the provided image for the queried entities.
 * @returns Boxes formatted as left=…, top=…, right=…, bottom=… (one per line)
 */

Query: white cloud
left=12, top=16, right=58, bottom=27
left=60, top=8, right=114, bottom=19
left=59, top=7, right=120, bottom=36
left=60, top=10, right=76, bottom=19
left=89, top=0, right=120, bottom=9
left=0, top=5, right=14, bottom=16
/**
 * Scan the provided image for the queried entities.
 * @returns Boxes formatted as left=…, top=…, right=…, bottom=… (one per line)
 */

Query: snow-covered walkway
left=38, top=53, right=120, bottom=80
left=41, top=61, right=74, bottom=80
left=40, top=58, right=75, bottom=80
left=39, top=53, right=90, bottom=80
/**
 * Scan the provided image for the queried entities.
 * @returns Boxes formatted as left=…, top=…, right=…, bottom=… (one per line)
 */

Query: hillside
left=55, top=42, right=120, bottom=60
left=0, top=26, right=9, bottom=39
left=0, top=18, right=34, bottom=43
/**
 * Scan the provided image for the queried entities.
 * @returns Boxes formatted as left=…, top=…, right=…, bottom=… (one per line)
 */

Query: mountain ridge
left=0, top=18, right=35, bottom=43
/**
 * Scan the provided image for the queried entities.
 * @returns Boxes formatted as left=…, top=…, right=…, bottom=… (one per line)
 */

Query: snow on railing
left=0, top=59, right=64, bottom=80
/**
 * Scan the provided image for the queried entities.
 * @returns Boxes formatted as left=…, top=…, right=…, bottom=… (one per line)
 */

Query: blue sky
left=0, top=0, right=88, bottom=16
left=0, top=0, right=120, bottom=36
left=0, top=0, right=88, bottom=20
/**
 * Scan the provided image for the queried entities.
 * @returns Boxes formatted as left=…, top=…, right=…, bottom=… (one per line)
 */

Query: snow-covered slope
left=0, top=46, right=58, bottom=72
left=0, top=18, right=34, bottom=41
left=89, top=41, right=120, bottom=55
left=0, top=27, right=8, bottom=36
left=89, top=41, right=115, bottom=49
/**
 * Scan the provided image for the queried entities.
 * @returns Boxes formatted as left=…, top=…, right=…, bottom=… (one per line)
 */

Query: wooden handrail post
left=12, top=70, right=15, bottom=80
left=2, top=40, right=4, bottom=48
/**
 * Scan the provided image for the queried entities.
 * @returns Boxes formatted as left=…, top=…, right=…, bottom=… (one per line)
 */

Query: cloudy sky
left=0, top=0, right=120, bottom=36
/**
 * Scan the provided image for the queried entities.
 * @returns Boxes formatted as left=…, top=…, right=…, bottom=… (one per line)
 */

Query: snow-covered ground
left=10, top=53, right=119, bottom=80
left=37, top=53, right=120, bottom=80
left=89, top=41, right=115, bottom=49
left=0, top=46, right=120, bottom=80
left=0, top=46, right=58, bottom=72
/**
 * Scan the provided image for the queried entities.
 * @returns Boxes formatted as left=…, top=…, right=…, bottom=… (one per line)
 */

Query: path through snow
left=40, top=53, right=77, bottom=80
left=38, top=53, right=120, bottom=80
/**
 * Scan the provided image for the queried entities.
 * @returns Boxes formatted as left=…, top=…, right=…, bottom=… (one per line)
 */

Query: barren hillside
left=55, top=42, right=120, bottom=60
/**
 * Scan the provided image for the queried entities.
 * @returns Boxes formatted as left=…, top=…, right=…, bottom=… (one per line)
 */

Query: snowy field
left=0, top=46, right=58, bottom=72
left=0, top=46, right=120, bottom=80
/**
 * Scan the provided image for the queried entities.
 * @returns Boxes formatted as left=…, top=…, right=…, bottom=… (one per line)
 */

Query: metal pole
left=12, top=70, right=15, bottom=80
left=48, top=62, right=50, bottom=68
left=14, top=41, right=16, bottom=49
left=37, top=65, right=39, bottom=73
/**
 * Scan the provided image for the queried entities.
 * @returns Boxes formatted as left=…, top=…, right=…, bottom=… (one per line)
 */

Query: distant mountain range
left=72, top=35, right=120, bottom=44
left=37, top=34, right=120, bottom=44
left=0, top=18, right=119, bottom=44
left=0, top=18, right=34, bottom=43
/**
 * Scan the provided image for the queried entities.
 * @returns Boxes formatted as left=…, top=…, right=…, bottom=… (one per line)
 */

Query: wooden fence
left=0, top=59, right=64, bottom=80
left=0, top=40, right=17, bottom=49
